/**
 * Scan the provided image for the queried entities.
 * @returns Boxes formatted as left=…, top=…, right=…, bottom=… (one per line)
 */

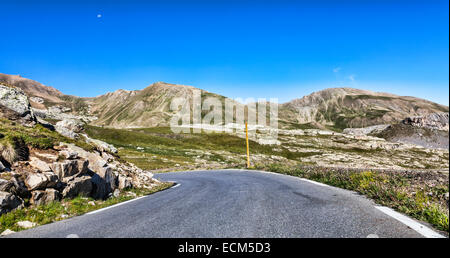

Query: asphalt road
left=3, top=169, right=434, bottom=238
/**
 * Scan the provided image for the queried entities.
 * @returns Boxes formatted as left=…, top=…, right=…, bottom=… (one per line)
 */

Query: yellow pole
left=245, top=122, right=250, bottom=168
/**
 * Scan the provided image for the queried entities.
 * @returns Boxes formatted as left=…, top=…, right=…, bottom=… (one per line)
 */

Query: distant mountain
left=280, top=88, right=449, bottom=130
left=1, top=73, right=448, bottom=130
left=84, top=82, right=235, bottom=128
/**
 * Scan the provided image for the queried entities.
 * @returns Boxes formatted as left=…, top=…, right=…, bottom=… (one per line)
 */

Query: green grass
left=253, top=163, right=449, bottom=233
left=0, top=118, right=94, bottom=152
left=85, top=125, right=306, bottom=170
left=0, top=182, right=174, bottom=233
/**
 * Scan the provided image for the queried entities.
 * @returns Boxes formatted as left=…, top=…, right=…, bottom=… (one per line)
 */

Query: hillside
left=0, top=73, right=63, bottom=107
left=85, top=82, right=241, bottom=128
left=280, top=88, right=449, bottom=130
left=1, top=73, right=448, bottom=131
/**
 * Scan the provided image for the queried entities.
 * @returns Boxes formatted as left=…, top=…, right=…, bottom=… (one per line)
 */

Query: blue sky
left=1, top=0, right=448, bottom=105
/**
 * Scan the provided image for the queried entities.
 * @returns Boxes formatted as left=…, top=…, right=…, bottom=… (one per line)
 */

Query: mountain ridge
left=1, top=73, right=448, bottom=130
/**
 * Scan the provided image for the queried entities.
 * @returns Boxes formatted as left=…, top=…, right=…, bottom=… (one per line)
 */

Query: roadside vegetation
left=0, top=182, right=173, bottom=233
left=253, top=162, right=449, bottom=233
left=85, top=125, right=276, bottom=170
left=0, top=118, right=94, bottom=164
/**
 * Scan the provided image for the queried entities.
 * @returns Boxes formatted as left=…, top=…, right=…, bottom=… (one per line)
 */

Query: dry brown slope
left=86, top=82, right=240, bottom=128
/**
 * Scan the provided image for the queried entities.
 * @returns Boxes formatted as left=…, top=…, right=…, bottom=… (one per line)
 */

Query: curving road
left=3, top=169, right=440, bottom=238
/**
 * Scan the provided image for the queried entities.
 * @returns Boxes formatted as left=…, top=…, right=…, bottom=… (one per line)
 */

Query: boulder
left=9, top=176, right=30, bottom=198
left=81, top=134, right=118, bottom=153
left=62, top=176, right=92, bottom=198
left=0, top=84, right=36, bottom=123
left=0, top=160, right=5, bottom=171
left=0, top=178, right=13, bottom=192
left=113, top=189, right=120, bottom=198
left=55, top=119, right=84, bottom=139
left=59, top=150, right=78, bottom=160
left=90, top=166, right=117, bottom=199
left=24, top=172, right=58, bottom=191
left=118, top=175, right=132, bottom=190
left=0, top=191, right=24, bottom=215
left=29, top=157, right=52, bottom=172
left=30, top=188, right=61, bottom=206
left=50, top=159, right=89, bottom=179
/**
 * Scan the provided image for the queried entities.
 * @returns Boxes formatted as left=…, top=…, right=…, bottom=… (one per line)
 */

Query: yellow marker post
left=245, top=122, right=250, bottom=168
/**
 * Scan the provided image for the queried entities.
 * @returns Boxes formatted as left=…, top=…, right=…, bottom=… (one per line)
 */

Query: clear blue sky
left=1, top=0, right=448, bottom=105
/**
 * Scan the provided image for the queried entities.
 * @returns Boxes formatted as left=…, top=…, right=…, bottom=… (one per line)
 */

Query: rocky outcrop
left=343, top=124, right=391, bottom=136
left=32, top=106, right=97, bottom=124
left=342, top=113, right=450, bottom=149
left=0, top=139, right=158, bottom=215
left=55, top=119, right=84, bottom=139
left=0, top=84, right=36, bottom=125
left=402, top=112, right=449, bottom=131
left=0, top=73, right=63, bottom=104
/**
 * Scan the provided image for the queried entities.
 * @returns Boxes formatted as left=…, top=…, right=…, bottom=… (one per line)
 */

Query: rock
left=0, top=179, right=11, bottom=192
left=30, top=96, right=44, bottom=104
left=29, top=157, right=52, bottom=172
left=113, top=188, right=120, bottom=198
left=88, top=201, right=95, bottom=206
left=9, top=176, right=30, bottom=198
left=50, top=159, right=89, bottom=179
left=30, top=188, right=61, bottom=206
left=34, top=152, right=59, bottom=162
left=96, top=159, right=108, bottom=168
left=343, top=124, right=391, bottom=136
left=1, top=229, right=15, bottom=236
left=90, top=166, right=117, bottom=199
left=118, top=175, right=132, bottom=190
left=59, top=150, right=78, bottom=160
left=81, top=134, right=118, bottom=153
left=402, top=112, right=449, bottom=131
left=445, top=192, right=449, bottom=201
left=0, top=84, right=36, bottom=123
left=0, top=160, right=5, bottom=171
left=101, top=152, right=115, bottom=162
left=17, top=220, right=37, bottom=229
left=55, top=119, right=84, bottom=139
left=24, top=172, right=58, bottom=191
left=62, top=176, right=92, bottom=198
left=0, top=191, right=24, bottom=215
left=32, top=105, right=97, bottom=124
